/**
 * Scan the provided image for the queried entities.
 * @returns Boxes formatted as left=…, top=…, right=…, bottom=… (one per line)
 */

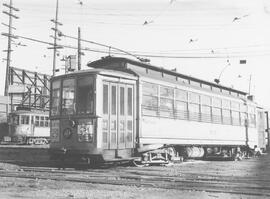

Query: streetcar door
left=109, top=84, right=118, bottom=149
left=102, top=82, right=134, bottom=150
left=118, top=85, right=125, bottom=149
left=125, top=85, right=134, bottom=148
left=117, top=84, right=133, bottom=149
left=102, top=83, right=110, bottom=149
left=117, top=84, right=134, bottom=149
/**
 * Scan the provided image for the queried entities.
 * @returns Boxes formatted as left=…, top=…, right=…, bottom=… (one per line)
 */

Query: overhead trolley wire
left=11, top=33, right=270, bottom=60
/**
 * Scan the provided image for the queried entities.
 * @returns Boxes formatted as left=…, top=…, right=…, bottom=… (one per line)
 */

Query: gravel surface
left=0, top=154, right=269, bottom=199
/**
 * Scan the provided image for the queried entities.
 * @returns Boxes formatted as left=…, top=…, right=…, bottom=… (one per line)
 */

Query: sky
left=1, top=0, right=270, bottom=106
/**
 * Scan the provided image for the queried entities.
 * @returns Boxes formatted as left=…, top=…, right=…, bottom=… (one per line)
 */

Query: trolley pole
left=77, top=27, right=81, bottom=71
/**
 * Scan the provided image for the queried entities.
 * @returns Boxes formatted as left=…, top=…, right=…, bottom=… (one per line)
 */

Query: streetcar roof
left=51, top=68, right=137, bottom=81
left=87, top=56, right=247, bottom=96
left=10, top=109, right=49, bottom=115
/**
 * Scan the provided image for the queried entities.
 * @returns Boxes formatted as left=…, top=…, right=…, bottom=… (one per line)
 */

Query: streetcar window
left=201, top=84, right=211, bottom=90
left=201, top=105, right=211, bottom=116
left=143, top=96, right=158, bottom=107
left=62, top=79, right=75, bottom=115
left=232, top=111, right=240, bottom=125
left=240, top=112, right=247, bottom=126
left=240, top=104, right=247, bottom=112
left=160, top=98, right=173, bottom=117
left=222, top=99, right=230, bottom=109
left=189, top=103, right=200, bottom=121
left=160, top=86, right=174, bottom=117
left=12, top=115, right=19, bottom=125
left=201, top=95, right=211, bottom=106
left=120, top=87, right=125, bottom=116
left=40, top=116, right=44, bottom=127
left=111, top=85, right=117, bottom=115
left=177, top=77, right=189, bottom=84
left=103, top=84, right=109, bottom=115
left=35, top=116, right=40, bottom=126
left=212, top=107, right=222, bottom=123
left=77, top=76, right=94, bottom=114
left=175, top=101, right=188, bottom=119
left=249, top=114, right=256, bottom=127
left=189, top=103, right=200, bottom=113
left=142, top=82, right=158, bottom=116
left=188, top=93, right=200, bottom=121
left=175, top=89, right=187, bottom=101
left=142, top=82, right=158, bottom=96
left=222, top=109, right=231, bottom=125
left=248, top=106, right=256, bottom=114
left=21, top=116, right=24, bottom=124
left=190, top=80, right=201, bottom=87
left=231, top=101, right=240, bottom=111
left=201, top=105, right=211, bottom=122
left=45, top=117, right=49, bottom=127
left=212, top=86, right=221, bottom=92
left=239, top=94, right=245, bottom=98
left=142, top=95, right=158, bottom=116
left=212, top=98, right=222, bottom=108
left=26, top=115, right=29, bottom=124
left=21, top=115, right=29, bottom=125
left=175, top=101, right=187, bottom=111
left=160, top=86, right=174, bottom=98
left=51, top=80, right=61, bottom=116
left=189, top=92, right=200, bottom=104
left=222, top=89, right=230, bottom=95
left=231, top=92, right=238, bottom=97
left=127, top=87, right=133, bottom=116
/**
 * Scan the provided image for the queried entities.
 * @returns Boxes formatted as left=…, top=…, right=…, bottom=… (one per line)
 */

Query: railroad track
left=0, top=166, right=269, bottom=197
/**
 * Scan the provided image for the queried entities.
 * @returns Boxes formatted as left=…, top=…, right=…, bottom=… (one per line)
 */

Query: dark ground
left=0, top=152, right=269, bottom=199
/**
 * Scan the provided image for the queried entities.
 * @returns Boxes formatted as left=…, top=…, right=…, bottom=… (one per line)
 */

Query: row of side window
left=12, top=115, right=49, bottom=127
left=141, top=82, right=256, bottom=127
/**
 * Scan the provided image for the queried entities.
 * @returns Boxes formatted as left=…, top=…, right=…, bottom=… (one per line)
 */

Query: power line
left=58, top=32, right=149, bottom=62
left=9, top=33, right=270, bottom=60
left=59, top=33, right=270, bottom=59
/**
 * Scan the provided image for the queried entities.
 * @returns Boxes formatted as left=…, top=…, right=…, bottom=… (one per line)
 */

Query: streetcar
left=49, top=56, right=269, bottom=165
left=9, top=109, right=50, bottom=144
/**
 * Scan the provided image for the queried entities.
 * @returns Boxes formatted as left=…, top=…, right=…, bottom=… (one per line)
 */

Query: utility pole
left=2, top=0, right=19, bottom=96
left=77, top=27, right=81, bottom=71
left=248, top=74, right=252, bottom=96
left=2, top=0, right=19, bottom=117
left=50, top=0, right=62, bottom=76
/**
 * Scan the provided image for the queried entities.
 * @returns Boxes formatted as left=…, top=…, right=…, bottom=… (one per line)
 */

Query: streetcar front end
left=49, top=73, right=102, bottom=162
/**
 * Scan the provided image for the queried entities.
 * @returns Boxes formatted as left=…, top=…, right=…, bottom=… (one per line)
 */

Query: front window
left=11, top=115, right=19, bottom=125
left=51, top=80, right=61, bottom=116
left=62, top=79, right=75, bottom=115
left=77, top=76, right=94, bottom=114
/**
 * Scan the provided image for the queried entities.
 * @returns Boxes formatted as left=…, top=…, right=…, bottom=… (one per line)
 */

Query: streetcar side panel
left=138, top=76, right=258, bottom=148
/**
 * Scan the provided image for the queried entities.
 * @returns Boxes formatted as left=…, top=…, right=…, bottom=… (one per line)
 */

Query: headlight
left=77, top=119, right=94, bottom=142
